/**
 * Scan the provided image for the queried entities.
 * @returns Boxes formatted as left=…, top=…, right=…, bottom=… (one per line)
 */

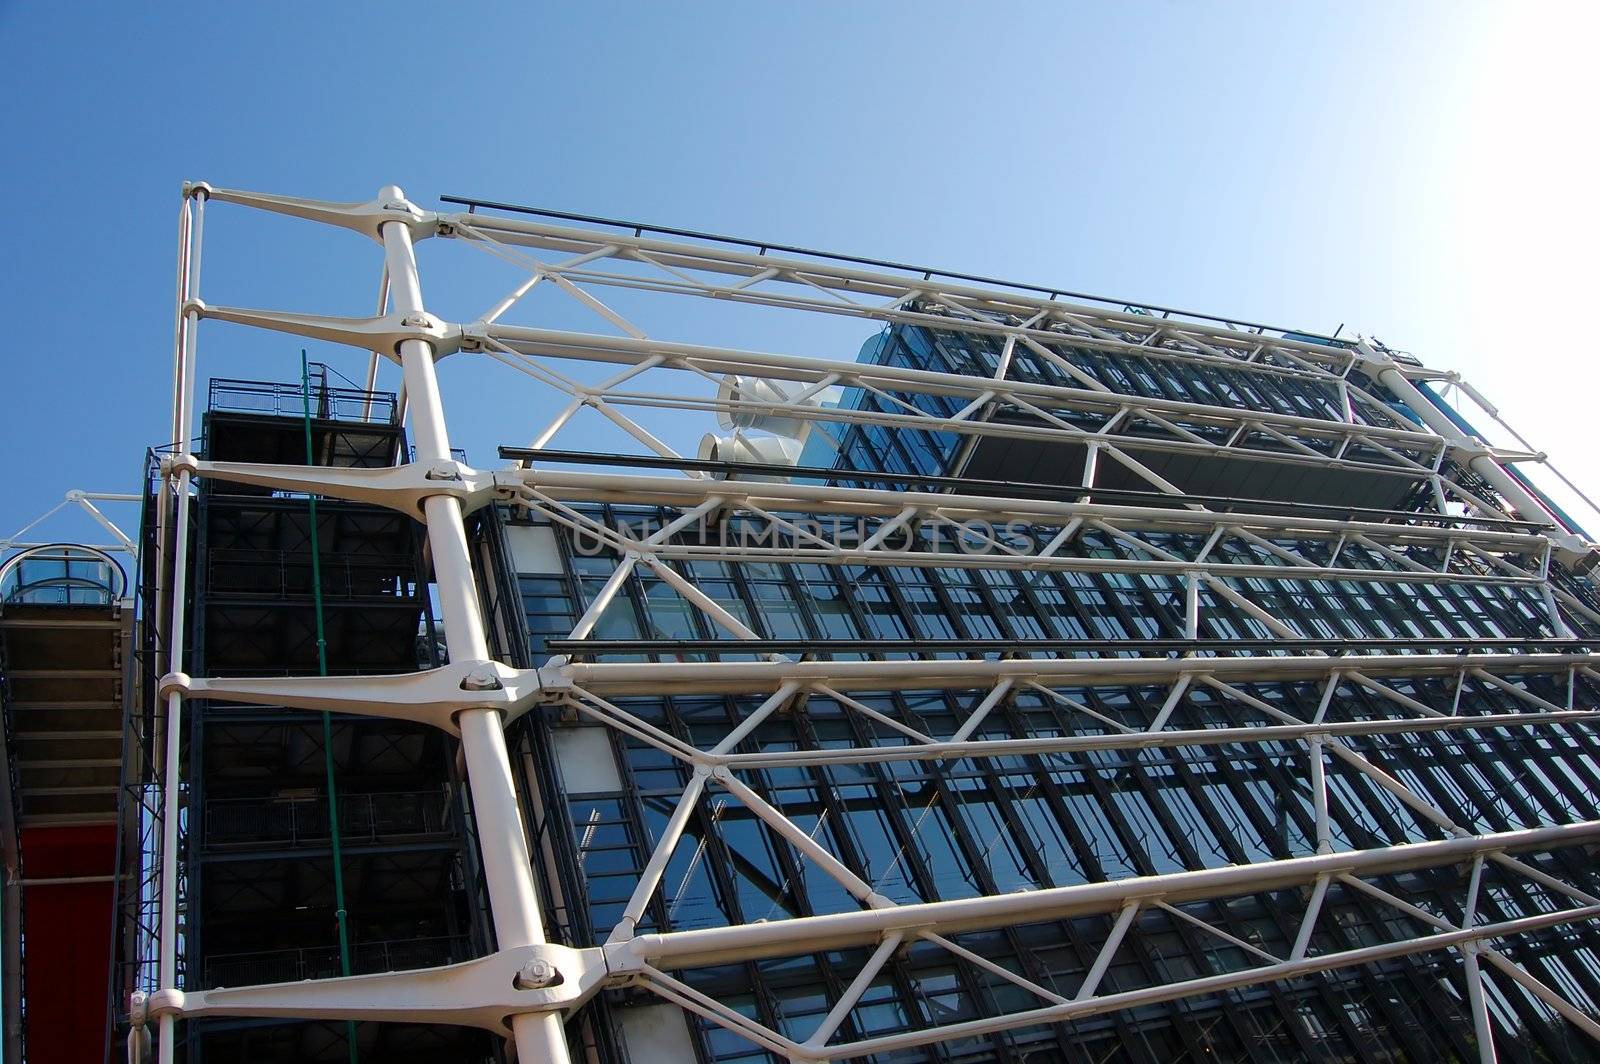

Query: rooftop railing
left=207, top=375, right=397, bottom=425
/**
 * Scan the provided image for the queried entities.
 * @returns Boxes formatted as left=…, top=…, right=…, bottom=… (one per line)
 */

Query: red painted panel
left=20, top=825, right=117, bottom=1064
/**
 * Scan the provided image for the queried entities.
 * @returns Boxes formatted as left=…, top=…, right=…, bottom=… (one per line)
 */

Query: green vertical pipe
left=301, top=351, right=359, bottom=1064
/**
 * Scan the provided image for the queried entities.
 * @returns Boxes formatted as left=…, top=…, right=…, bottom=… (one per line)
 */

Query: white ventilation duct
left=716, top=375, right=838, bottom=436
left=697, top=432, right=803, bottom=474
left=705, top=374, right=845, bottom=478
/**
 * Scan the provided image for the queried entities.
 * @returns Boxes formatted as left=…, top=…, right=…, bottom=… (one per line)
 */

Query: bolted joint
left=515, top=958, right=561, bottom=989
left=176, top=660, right=548, bottom=734
left=185, top=304, right=463, bottom=361
left=531, top=664, right=573, bottom=699
left=195, top=185, right=437, bottom=243
left=168, top=941, right=608, bottom=1032
left=458, top=320, right=490, bottom=353
left=128, top=990, right=147, bottom=1026
left=195, top=457, right=502, bottom=517
left=1349, top=338, right=1398, bottom=372
left=460, top=663, right=505, bottom=692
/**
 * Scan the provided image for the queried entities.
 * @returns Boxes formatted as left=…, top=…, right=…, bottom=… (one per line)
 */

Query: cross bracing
left=196, top=305, right=1511, bottom=517
left=127, top=184, right=1600, bottom=1064
left=183, top=204, right=1585, bottom=543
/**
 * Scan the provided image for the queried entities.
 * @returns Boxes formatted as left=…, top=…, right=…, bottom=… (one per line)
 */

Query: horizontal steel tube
left=513, top=468, right=1545, bottom=550
left=446, top=211, right=1371, bottom=372
left=563, top=650, right=1600, bottom=696
left=817, top=901, right=1600, bottom=1059
left=587, top=383, right=1439, bottom=480
left=558, top=542, right=1535, bottom=587
left=505, top=446, right=1546, bottom=530
left=707, top=710, right=1600, bottom=767
left=625, top=821, right=1600, bottom=970
left=485, top=323, right=1441, bottom=449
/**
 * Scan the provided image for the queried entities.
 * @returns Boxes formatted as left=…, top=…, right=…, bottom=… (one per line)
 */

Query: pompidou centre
left=12, top=183, right=1600, bottom=1063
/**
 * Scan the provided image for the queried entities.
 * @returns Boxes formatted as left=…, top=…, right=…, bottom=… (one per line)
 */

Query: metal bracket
left=141, top=943, right=607, bottom=1035
left=1554, top=537, right=1600, bottom=575
left=194, top=184, right=437, bottom=243
left=159, top=659, right=569, bottom=734
left=184, top=301, right=462, bottom=360
left=1348, top=337, right=1395, bottom=372
left=459, top=320, right=490, bottom=353
left=178, top=455, right=513, bottom=516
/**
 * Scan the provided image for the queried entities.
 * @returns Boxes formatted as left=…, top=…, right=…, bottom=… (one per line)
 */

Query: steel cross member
left=135, top=825, right=1600, bottom=1060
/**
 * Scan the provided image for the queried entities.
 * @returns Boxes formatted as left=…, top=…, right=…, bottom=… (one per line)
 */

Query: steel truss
left=132, top=185, right=1600, bottom=1064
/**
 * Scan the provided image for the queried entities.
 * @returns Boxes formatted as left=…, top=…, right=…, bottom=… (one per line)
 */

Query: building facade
left=1, top=511, right=136, bottom=1063
left=114, top=184, right=1600, bottom=1064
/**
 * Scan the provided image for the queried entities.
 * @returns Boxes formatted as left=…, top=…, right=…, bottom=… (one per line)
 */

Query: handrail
left=202, top=934, right=471, bottom=990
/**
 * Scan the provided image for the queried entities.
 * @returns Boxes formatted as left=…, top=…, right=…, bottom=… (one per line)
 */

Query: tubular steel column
left=156, top=185, right=204, bottom=1064
left=377, top=188, right=573, bottom=1064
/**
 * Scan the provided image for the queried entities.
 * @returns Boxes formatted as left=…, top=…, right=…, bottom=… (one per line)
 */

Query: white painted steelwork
left=129, top=185, right=1600, bottom=1064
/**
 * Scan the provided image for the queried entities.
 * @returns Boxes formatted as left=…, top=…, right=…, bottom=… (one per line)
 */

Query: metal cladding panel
left=964, top=426, right=1427, bottom=510
left=20, top=824, right=117, bottom=1064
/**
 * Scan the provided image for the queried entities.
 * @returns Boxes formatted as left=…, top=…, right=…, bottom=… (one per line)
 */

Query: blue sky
left=3, top=1, right=1597, bottom=546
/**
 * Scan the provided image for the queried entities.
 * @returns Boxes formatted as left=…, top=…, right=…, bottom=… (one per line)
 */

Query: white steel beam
left=174, top=457, right=1555, bottom=591
left=560, top=651, right=1600, bottom=696
left=439, top=212, right=1370, bottom=377
left=478, top=322, right=1447, bottom=459
left=497, top=467, right=1543, bottom=552
left=143, top=825, right=1600, bottom=1046
left=1359, top=340, right=1589, bottom=550
left=617, top=823, right=1600, bottom=969
left=375, top=188, right=573, bottom=1064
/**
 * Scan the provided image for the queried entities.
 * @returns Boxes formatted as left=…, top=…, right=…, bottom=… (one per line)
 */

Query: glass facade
left=119, top=187, right=1600, bottom=1064
left=817, top=324, right=1437, bottom=492
left=489, top=325, right=1600, bottom=1062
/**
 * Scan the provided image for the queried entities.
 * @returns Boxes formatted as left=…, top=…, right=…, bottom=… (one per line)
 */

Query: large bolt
left=460, top=664, right=504, bottom=691
left=516, top=958, right=558, bottom=989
